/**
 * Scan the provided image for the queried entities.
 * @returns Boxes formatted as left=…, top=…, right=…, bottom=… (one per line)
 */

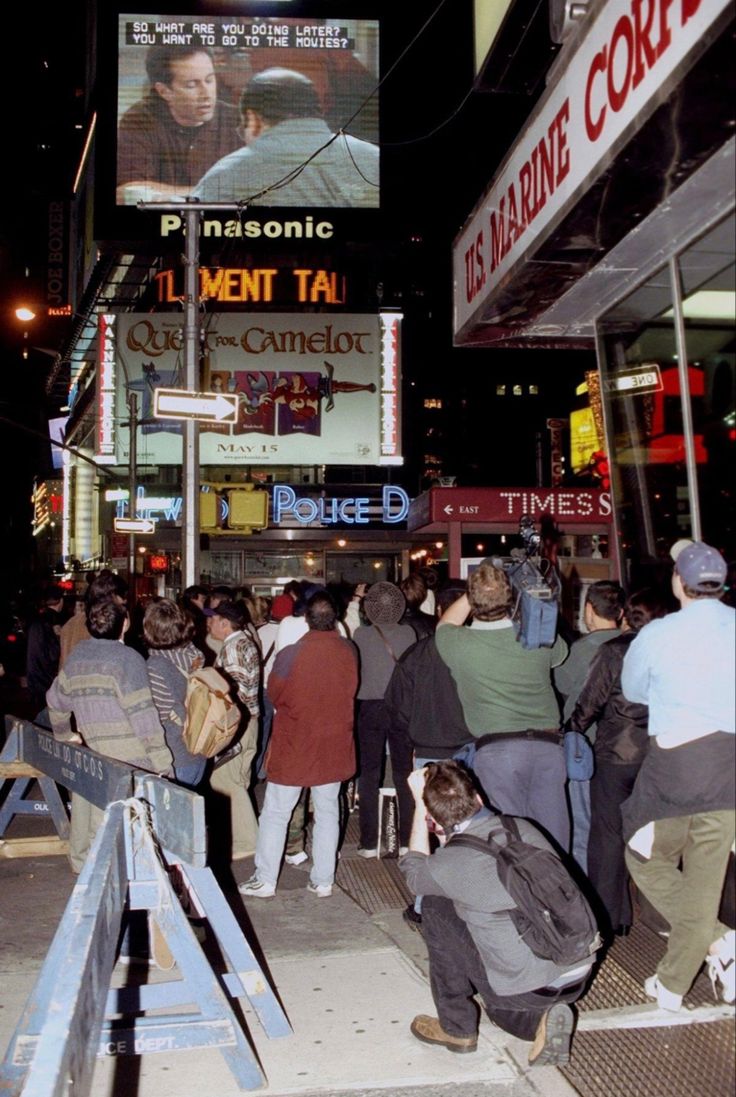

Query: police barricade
left=0, top=718, right=292, bottom=1095
left=0, top=717, right=72, bottom=858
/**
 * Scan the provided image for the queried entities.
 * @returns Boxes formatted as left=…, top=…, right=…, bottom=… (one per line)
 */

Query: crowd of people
left=15, top=539, right=736, bottom=1068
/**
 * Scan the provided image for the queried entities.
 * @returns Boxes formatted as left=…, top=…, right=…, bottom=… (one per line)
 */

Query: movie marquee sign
left=99, top=313, right=402, bottom=467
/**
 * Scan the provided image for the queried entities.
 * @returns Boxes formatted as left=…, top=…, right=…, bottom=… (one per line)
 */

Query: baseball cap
left=363, top=582, right=406, bottom=626
left=203, top=600, right=245, bottom=627
left=669, top=538, right=694, bottom=562
left=674, top=541, right=727, bottom=592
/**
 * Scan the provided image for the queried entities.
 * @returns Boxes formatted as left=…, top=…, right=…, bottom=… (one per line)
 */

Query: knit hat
left=674, top=541, right=727, bottom=592
left=363, top=582, right=406, bottom=626
left=270, top=594, right=294, bottom=621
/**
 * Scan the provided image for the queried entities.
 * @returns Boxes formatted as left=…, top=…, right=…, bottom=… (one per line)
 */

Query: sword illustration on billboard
left=320, top=361, right=377, bottom=411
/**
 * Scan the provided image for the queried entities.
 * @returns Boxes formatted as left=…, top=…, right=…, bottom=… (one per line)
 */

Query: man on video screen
left=117, top=44, right=240, bottom=204
left=193, top=67, right=379, bottom=208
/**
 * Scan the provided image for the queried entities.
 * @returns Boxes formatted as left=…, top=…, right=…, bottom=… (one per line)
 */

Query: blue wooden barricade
left=0, top=718, right=206, bottom=866
left=0, top=719, right=292, bottom=1094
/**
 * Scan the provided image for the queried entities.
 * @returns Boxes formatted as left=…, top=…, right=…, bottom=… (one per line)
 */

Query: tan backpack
left=183, top=667, right=242, bottom=758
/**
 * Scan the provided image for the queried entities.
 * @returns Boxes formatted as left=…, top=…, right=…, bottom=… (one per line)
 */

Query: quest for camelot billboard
left=99, top=312, right=401, bottom=467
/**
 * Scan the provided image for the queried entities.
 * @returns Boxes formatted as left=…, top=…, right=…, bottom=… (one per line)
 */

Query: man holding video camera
left=435, top=562, right=569, bottom=850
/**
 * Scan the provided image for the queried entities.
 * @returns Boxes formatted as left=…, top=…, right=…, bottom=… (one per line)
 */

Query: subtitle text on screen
left=125, top=22, right=356, bottom=50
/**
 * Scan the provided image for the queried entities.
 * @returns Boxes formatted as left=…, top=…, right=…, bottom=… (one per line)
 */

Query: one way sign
left=154, top=388, right=239, bottom=424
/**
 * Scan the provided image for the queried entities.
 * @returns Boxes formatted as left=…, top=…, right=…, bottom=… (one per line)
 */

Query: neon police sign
left=272, top=485, right=409, bottom=526
left=113, top=484, right=411, bottom=528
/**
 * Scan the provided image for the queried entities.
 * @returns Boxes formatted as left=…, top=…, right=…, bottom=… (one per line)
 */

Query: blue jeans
left=568, top=778, right=591, bottom=873
left=255, top=781, right=341, bottom=888
left=472, top=738, right=570, bottom=852
left=173, top=758, right=207, bottom=789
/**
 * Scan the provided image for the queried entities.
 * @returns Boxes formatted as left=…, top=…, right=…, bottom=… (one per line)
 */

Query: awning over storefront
left=453, top=0, right=735, bottom=347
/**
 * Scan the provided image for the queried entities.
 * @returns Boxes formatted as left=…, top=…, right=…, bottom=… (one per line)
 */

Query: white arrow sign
left=153, top=388, right=239, bottom=423
left=443, top=505, right=454, bottom=515
left=114, top=517, right=157, bottom=534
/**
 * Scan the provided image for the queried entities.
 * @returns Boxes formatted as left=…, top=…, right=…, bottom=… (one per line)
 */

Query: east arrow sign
left=153, top=388, right=239, bottom=423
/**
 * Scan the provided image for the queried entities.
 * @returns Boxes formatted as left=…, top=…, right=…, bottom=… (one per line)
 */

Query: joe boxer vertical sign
left=453, top=0, right=731, bottom=341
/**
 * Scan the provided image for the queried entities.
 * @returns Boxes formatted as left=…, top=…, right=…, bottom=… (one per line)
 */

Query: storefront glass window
left=599, top=267, right=687, bottom=587
left=325, top=554, right=395, bottom=585
left=677, top=217, right=735, bottom=559
left=598, top=214, right=735, bottom=586
left=243, top=552, right=325, bottom=580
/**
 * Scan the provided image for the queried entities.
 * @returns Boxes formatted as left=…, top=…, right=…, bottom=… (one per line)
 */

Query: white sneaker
left=644, top=974, right=683, bottom=1012
left=238, top=875, right=276, bottom=898
left=285, top=851, right=308, bottom=866
left=357, top=847, right=378, bottom=859
left=399, top=846, right=409, bottom=856
left=307, top=882, right=333, bottom=898
left=706, top=930, right=736, bottom=1003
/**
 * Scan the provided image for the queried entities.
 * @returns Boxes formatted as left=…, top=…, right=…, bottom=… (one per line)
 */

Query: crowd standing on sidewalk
left=6, top=536, right=732, bottom=1071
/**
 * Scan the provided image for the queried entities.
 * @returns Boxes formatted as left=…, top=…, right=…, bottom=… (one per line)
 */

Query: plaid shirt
left=216, top=628, right=260, bottom=716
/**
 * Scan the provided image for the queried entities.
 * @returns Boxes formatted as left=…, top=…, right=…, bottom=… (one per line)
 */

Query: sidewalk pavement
left=0, top=843, right=578, bottom=1097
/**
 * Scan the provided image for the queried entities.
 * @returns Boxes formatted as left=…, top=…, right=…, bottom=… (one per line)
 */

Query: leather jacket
left=568, top=631, right=649, bottom=765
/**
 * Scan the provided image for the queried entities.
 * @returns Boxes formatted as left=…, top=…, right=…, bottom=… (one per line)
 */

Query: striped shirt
left=46, top=638, right=172, bottom=773
left=216, top=629, right=260, bottom=716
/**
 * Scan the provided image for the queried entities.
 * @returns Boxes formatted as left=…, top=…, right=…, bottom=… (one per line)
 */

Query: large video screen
left=116, top=14, right=380, bottom=209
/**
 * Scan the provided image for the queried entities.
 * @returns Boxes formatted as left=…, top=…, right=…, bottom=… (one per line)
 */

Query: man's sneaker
left=706, top=930, right=736, bottom=1003
left=307, top=882, right=333, bottom=898
left=285, top=851, right=308, bottom=866
left=357, top=846, right=378, bottom=859
left=644, top=974, right=683, bottom=1012
left=409, top=1014, right=477, bottom=1053
left=238, top=875, right=276, bottom=898
left=402, top=903, right=423, bottom=932
left=528, top=1002, right=574, bottom=1067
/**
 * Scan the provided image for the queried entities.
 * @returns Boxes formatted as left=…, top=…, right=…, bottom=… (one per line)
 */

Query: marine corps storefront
left=454, top=0, right=735, bottom=586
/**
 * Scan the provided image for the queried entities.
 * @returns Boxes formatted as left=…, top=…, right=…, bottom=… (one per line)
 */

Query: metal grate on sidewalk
left=562, top=921, right=735, bottom=1097
left=561, top=1021, right=735, bottom=1097
left=336, top=813, right=413, bottom=914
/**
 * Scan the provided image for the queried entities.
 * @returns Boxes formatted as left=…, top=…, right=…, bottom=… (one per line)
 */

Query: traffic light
left=200, top=490, right=219, bottom=531
left=199, top=483, right=269, bottom=533
left=228, top=485, right=268, bottom=531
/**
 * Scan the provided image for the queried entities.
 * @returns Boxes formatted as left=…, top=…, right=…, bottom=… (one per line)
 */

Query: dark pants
left=357, top=699, right=414, bottom=847
left=588, top=760, right=641, bottom=931
left=423, top=895, right=586, bottom=1040
left=472, top=738, right=570, bottom=851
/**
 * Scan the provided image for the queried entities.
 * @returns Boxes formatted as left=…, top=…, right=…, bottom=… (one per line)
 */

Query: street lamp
left=14, top=305, right=40, bottom=360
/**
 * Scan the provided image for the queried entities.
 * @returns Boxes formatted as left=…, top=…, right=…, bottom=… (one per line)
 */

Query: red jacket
left=266, top=629, right=358, bottom=786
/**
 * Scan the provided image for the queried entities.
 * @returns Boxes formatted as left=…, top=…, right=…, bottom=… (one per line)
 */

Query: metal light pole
left=181, top=206, right=201, bottom=589
left=127, top=390, right=138, bottom=583
left=137, top=199, right=243, bottom=588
